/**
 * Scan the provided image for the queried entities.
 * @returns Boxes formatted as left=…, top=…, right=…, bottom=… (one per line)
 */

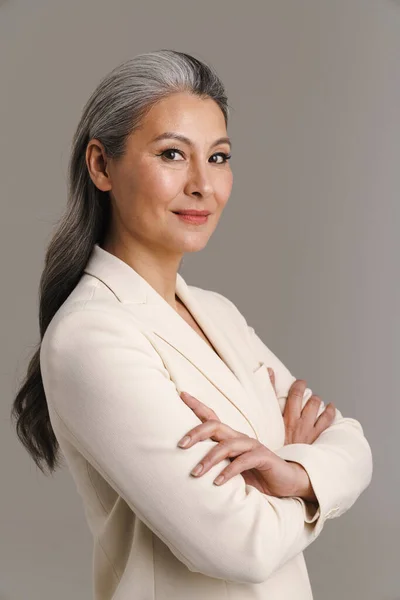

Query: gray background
left=2, top=1, right=399, bottom=598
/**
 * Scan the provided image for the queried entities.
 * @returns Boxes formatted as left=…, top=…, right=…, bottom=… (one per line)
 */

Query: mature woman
left=12, top=49, right=373, bottom=600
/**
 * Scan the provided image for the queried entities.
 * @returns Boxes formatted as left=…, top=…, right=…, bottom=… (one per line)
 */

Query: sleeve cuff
left=275, top=443, right=342, bottom=534
left=293, top=496, right=320, bottom=523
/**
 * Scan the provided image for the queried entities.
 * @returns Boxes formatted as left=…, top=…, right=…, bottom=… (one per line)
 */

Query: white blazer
left=40, top=243, right=373, bottom=600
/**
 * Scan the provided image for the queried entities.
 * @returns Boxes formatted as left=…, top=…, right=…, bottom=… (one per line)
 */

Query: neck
left=100, top=237, right=183, bottom=310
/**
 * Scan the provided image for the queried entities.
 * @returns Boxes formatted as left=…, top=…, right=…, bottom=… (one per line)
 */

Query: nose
left=184, top=160, right=213, bottom=198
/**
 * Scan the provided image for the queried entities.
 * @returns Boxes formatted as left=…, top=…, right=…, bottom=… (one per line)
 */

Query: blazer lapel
left=83, top=244, right=264, bottom=441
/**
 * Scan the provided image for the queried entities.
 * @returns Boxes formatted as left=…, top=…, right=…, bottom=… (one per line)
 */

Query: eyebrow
left=151, top=131, right=232, bottom=150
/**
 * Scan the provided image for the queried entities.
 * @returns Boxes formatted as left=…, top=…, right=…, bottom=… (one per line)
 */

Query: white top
left=40, top=243, right=373, bottom=600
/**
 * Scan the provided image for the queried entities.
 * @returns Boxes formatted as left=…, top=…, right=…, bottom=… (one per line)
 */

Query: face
left=86, top=92, right=233, bottom=260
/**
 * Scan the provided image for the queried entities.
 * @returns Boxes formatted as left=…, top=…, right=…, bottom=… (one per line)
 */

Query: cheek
left=216, top=171, right=233, bottom=208
left=139, top=163, right=182, bottom=202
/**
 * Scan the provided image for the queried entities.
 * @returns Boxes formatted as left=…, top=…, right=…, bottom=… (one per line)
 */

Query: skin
left=86, top=91, right=233, bottom=311
left=85, top=91, right=335, bottom=502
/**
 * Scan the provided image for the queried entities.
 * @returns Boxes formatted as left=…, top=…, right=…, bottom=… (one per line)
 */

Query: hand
left=178, top=391, right=310, bottom=498
left=267, top=368, right=336, bottom=445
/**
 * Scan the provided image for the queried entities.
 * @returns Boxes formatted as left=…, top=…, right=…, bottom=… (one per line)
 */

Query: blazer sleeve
left=210, top=291, right=373, bottom=541
left=41, top=305, right=331, bottom=585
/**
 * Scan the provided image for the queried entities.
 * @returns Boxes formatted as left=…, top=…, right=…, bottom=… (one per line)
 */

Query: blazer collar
left=83, top=243, right=264, bottom=441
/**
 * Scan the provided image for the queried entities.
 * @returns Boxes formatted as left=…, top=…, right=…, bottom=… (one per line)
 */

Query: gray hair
left=11, top=49, right=230, bottom=474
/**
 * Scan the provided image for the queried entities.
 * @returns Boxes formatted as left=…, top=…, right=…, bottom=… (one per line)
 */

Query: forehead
left=133, top=92, right=227, bottom=143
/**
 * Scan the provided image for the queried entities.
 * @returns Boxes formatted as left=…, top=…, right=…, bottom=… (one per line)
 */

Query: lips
left=173, top=210, right=211, bottom=216
left=173, top=211, right=210, bottom=224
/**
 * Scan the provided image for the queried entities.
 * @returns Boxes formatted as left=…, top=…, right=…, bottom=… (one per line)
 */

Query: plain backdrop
left=1, top=1, right=399, bottom=599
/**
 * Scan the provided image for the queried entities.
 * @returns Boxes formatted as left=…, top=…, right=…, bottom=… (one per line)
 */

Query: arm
left=40, top=306, right=330, bottom=585
left=210, top=290, right=373, bottom=541
left=289, top=462, right=319, bottom=503
left=248, top=323, right=373, bottom=533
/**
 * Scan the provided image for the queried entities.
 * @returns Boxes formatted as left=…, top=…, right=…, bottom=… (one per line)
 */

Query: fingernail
left=214, top=475, right=225, bottom=485
left=178, top=435, right=191, bottom=448
left=191, top=464, right=203, bottom=476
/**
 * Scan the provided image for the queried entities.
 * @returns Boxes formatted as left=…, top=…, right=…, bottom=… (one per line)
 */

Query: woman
left=12, top=49, right=373, bottom=599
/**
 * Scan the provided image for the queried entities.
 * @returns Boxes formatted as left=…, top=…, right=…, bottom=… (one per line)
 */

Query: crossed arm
left=40, top=296, right=373, bottom=585
left=211, top=290, right=373, bottom=536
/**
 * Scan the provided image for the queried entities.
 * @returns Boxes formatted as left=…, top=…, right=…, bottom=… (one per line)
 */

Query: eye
left=157, top=148, right=232, bottom=164
left=210, top=152, right=232, bottom=164
left=158, top=147, right=185, bottom=161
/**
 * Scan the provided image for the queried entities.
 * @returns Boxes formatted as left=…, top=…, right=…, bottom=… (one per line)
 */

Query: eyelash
left=158, top=147, right=232, bottom=164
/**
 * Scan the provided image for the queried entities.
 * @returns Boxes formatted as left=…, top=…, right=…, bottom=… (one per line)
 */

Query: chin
left=179, top=235, right=210, bottom=253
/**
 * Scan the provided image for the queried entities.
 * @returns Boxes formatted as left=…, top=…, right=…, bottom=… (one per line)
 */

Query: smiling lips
left=173, top=210, right=210, bottom=224
left=173, top=209, right=211, bottom=216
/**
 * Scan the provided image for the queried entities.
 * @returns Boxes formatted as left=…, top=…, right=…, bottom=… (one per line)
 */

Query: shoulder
left=40, top=276, right=139, bottom=365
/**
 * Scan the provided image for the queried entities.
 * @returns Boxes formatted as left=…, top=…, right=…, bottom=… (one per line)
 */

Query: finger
left=180, top=391, right=220, bottom=423
left=267, top=368, right=277, bottom=396
left=190, top=435, right=259, bottom=478
left=283, top=379, right=307, bottom=423
left=313, top=402, right=336, bottom=437
left=213, top=447, right=269, bottom=486
left=300, top=395, right=323, bottom=426
left=178, top=419, right=240, bottom=449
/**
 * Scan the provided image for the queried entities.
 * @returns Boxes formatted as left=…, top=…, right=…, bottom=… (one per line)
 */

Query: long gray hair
left=11, top=49, right=230, bottom=475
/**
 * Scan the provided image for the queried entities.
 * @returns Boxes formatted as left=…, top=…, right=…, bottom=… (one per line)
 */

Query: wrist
left=287, top=461, right=318, bottom=503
